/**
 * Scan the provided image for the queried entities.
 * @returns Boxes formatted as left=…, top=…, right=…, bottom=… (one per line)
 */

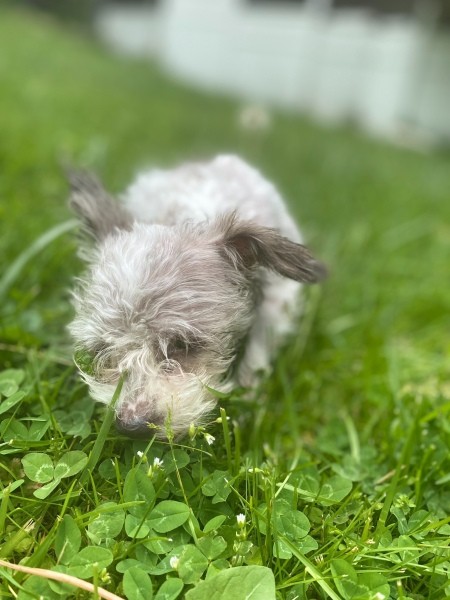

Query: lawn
left=1, top=6, right=450, bottom=600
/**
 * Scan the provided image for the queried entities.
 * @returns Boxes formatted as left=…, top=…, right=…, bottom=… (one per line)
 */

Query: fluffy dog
left=68, top=155, right=325, bottom=437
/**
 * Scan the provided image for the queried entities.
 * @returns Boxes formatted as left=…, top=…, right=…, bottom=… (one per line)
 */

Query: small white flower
left=315, top=554, right=324, bottom=564
left=153, top=457, right=163, bottom=468
left=236, top=513, right=246, bottom=526
left=204, top=433, right=215, bottom=446
left=136, top=451, right=144, bottom=458
left=170, top=556, right=179, bottom=570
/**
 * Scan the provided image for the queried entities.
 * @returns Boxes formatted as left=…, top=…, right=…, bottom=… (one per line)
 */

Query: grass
left=1, top=6, right=450, bottom=600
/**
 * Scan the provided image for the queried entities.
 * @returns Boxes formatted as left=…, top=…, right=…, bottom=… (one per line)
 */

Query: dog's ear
left=67, top=169, right=132, bottom=241
left=217, top=213, right=327, bottom=283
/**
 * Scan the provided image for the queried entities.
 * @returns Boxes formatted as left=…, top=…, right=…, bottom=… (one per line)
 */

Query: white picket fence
left=95, top=0, right=450, bottom=145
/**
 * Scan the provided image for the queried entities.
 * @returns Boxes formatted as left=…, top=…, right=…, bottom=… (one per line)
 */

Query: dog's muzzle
left=115, top=404, right=164, bottom=438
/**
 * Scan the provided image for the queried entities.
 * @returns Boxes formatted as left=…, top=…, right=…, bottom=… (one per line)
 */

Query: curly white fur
left=68, top=155, right=325, bottom=437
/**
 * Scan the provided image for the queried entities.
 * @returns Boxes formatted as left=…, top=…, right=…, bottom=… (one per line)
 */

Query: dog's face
left=70, top=219, right=257, bottom=436
left=68, top=172, right=325, bottom=437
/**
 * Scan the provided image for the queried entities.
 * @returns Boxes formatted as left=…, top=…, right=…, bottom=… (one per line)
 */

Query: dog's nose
left=115, top=411, right=164, bottom=439
left=115, top=416, right=151, bottom=438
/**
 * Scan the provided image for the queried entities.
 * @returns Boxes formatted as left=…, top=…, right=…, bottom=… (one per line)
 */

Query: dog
left=68, top=155, right=326, bottom=437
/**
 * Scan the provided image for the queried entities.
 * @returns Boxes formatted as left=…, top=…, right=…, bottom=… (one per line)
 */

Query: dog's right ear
left=216, top=212, right=327, bottom=284
left=67, top=169, right=132, bottom=242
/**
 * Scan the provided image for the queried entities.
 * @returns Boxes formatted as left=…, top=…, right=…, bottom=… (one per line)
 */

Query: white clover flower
left=204, top=433, right=215, bottom=446
left=236, top=513, right=246, bottom=527
left=170, top=556, right=179, bottom=570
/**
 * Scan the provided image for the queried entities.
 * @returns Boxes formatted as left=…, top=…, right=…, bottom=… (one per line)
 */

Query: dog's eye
left=168, top=338, right=187, bottom=357
left=165, top=337, right=205, bottom=360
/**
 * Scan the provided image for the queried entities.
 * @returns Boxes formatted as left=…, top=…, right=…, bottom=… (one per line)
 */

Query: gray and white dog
left=68, top=155, right=325, bottom=437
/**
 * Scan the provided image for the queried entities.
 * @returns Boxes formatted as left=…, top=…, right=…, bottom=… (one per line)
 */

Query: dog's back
left=122, top=155, right=302, bottom=244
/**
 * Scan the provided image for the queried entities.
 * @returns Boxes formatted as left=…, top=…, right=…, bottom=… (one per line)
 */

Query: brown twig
left=0, top=560, right=125, bottom=600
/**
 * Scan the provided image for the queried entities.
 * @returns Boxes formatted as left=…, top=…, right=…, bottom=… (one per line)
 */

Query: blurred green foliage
left=1, top=7, right=450, bottom=599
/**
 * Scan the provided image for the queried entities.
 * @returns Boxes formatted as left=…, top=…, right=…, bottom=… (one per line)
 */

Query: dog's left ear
left=67, top=169, right=132, bottom=242
left=217, top=213, right=327, bottom=283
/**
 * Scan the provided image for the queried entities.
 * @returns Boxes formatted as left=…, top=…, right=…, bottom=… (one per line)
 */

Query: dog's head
left=68, top=171, right=326, bottom=437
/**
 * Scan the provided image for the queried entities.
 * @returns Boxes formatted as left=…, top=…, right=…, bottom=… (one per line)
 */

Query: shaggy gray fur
left=68, top=155, right=325, bottom=437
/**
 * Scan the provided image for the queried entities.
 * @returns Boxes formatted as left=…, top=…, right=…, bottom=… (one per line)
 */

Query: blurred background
left=18, top=0, right=450, bottom=148
left=1, top=0, right=449, bottom=363
left=1, top=7, right=449, bottom=596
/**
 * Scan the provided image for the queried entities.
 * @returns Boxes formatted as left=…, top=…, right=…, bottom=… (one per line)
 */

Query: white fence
left=95, top=0, right=450, bottom=145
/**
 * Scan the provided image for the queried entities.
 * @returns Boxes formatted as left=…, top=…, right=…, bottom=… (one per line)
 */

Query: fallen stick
left=0, top=559, right=125, bottom=600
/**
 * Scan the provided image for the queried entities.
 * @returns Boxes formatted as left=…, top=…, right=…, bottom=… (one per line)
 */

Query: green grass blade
left=281, top=538, right=342, bottom=600
left=375, top=419, right=418, bottom=534
left=0, top=219, right=78, bottom=299
left=220, top=407, right=232, bottom=472
left=79, top=377, right=124, bottom=485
